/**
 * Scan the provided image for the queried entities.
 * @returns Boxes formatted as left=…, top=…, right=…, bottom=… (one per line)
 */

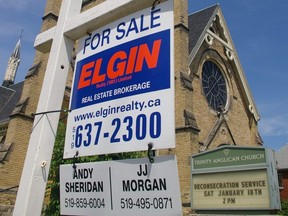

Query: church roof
left=188, top=4, right=260, bottom=122
left=0, top=81, right=24, bottom=123
left=276, top=144, right=288, bottom=170
left=188, top=4, right=218, bottom=54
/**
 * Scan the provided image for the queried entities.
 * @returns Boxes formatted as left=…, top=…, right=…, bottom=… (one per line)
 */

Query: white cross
left=13, top=0, right=155, bottom=215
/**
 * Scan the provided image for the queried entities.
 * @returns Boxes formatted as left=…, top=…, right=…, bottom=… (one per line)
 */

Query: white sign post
left=64, top=0, right=174, bottom=158
left=13, top=1, right=82, bottom=215
left=13, top=0, right=166, bottom=215
left=60, top=155, right=182, bottom=216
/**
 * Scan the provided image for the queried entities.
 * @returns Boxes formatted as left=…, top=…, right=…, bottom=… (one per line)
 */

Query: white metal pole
left=13, top=1, right=81, bottom=215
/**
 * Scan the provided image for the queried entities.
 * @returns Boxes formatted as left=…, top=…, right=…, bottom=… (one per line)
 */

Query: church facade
left=0, top=0, right=263, bottom=215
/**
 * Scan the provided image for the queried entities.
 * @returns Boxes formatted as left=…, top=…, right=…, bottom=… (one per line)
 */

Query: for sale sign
left=60, top=155, right=182, bottom=216
left=64, top=0, right=174, bottom=158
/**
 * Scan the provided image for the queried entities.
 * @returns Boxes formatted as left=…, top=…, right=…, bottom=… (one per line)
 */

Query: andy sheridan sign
left=64, top=0, right=175, bottom=158
left=60, top=155, right=182, bottom=215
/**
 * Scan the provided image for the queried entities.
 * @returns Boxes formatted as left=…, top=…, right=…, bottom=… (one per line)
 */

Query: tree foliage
left=43, top=122, right=144, bottom=215
left=278, top=200, right=288, bottom=215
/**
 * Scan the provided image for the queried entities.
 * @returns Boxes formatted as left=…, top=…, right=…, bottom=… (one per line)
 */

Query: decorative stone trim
left=225, top=47, right=234, bottom=61
left=184, top=109, right=199, bottom=129
left=10, top=97, right=29, bottom=116
left=180, top=72, right=193, bottom=90
left=205, top=33, right=213, bottom=46
left=25, top=62, right=41, bottom=79
left=0, top=142, right=13, bottom=163
left=174, top=23, right=189, bottom=32
left=42, top=13, right=58, bottom=22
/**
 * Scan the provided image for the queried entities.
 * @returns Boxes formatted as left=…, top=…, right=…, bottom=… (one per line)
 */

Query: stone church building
left=0, top=0, right=263, bottom=215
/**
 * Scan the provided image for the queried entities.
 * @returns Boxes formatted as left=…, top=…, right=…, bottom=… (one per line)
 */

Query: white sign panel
left=60, top=155, right=182, bottom=215
left=64, top=0, right=174, bottom=158
left=191, top=169, right=270, bottom=210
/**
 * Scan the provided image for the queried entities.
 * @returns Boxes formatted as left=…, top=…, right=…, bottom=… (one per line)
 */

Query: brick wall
left=0, top=188, right=17, bottom=216
left=280, top=170, right=288, bottom=200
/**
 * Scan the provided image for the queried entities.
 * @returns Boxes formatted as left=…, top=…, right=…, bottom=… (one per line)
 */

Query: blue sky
left=189, top=1, right=288, bottom=151
left=0, top=0, right=287, bottom=151
left=0, top=0, right=46, bottom=83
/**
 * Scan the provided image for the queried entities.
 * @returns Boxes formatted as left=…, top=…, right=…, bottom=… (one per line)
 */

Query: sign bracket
left=72, top=150, right=79, bottom=170
left=31, top=109, right=71, bottom=116
left=152, top=0, right=161, bottom=10
left=147, top=143, right=155, bottom=163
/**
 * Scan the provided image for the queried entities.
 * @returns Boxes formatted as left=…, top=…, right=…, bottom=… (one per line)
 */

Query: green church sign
left=191, top=146, right=281, bottom=213
left=192, top=146, right=266, bottom=170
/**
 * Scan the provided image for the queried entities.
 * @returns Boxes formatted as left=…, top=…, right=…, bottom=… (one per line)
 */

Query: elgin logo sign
left=77, top=39, right=162, bottom=90
left=64, top=0, right=174, bottom=158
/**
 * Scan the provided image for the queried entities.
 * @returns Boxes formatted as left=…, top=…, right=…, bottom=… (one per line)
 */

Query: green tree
left=278, top=200, right=288, bottom=215
left=43, top=122, right=144, bottom=215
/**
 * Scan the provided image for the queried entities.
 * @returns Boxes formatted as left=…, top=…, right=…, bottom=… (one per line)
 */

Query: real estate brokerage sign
left=64, top=1, right=174, bottom=158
